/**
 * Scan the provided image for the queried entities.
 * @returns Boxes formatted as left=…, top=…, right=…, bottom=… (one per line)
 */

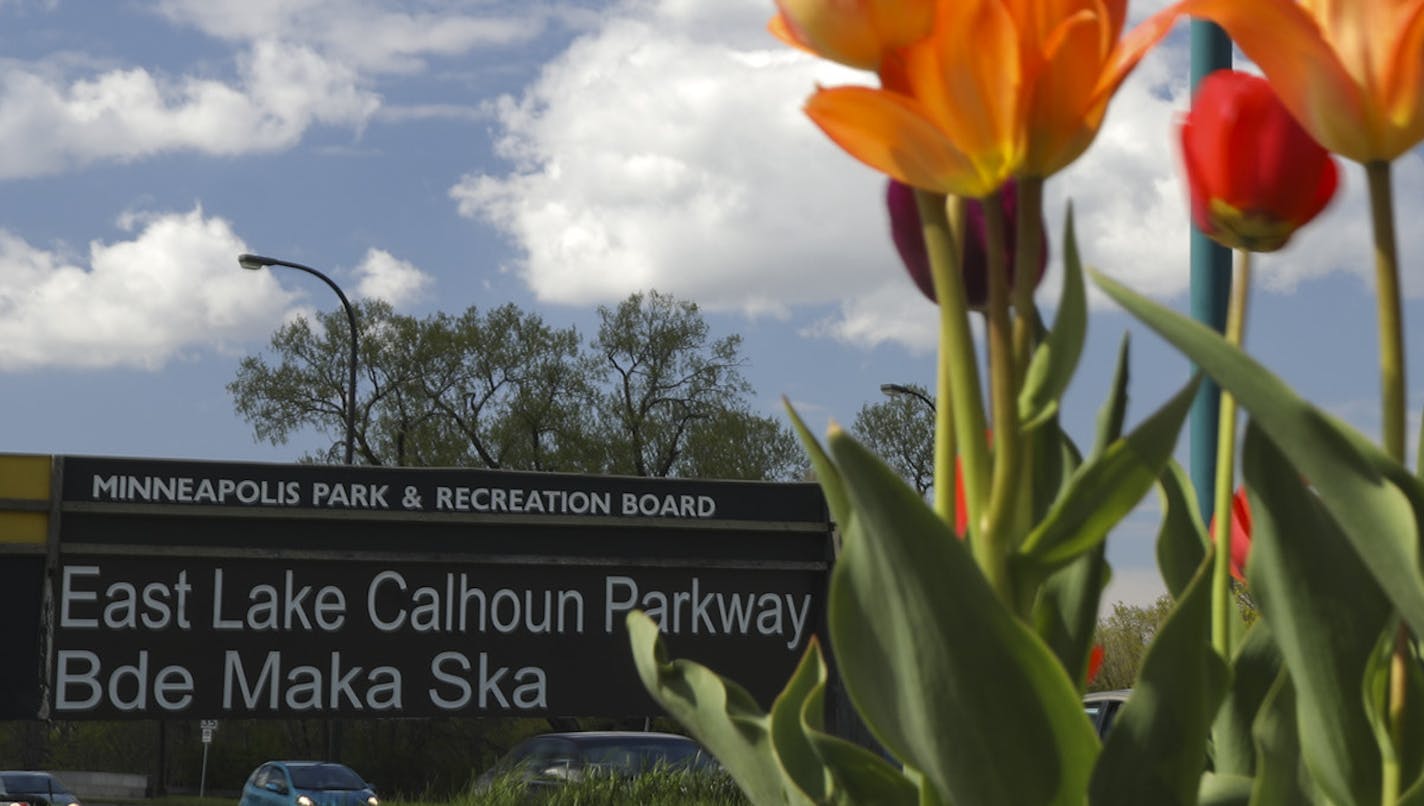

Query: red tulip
left=1086, top=644, right=1104, bottom=686
left=1180, top=70, right=1340, bottom=253
left=1208, top=486, right=1252, bottom=582
left=886, top=180, right=1048, bottom=309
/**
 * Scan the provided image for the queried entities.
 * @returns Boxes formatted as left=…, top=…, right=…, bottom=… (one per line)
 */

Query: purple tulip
left=886, top=179, right=1048, bottom=309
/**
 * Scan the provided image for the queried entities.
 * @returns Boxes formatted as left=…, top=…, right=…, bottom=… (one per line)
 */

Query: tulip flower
left=1180, top=70, right=1340, bottom=253
left=769, top=0, right=935, bottom=72
left=1087, top=644, right=1105, bottom=686
left=1208, top=486, right=1252, bottom=582
left=1181, top=0, right=1424, bottom=163
left=886, top=179, right=1048, bottom=308
left=802, top=0, right=1179, bottom=197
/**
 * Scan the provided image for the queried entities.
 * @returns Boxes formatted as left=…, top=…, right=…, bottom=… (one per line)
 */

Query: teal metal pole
left=1189, top=21, right=1233, bottom=522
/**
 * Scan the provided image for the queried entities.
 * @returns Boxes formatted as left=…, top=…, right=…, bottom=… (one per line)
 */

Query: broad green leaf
left=827, top=427, right=1098, bottom=805
left=1401, top=647, right=1424, bottom=803
left=626, top=611, right=810, bottom=806
left=1199, top=774, right=1253, bottom=806
left=1020, top=204, right=1087, bottom=430
left=1088, top=553, right=1227, bottom=806
left=1366, top=624, right=1424, bottom=805
left=1155, top=461, right=1207, bottom=600
left=1032, top=545, right=1110, bottom=690
left=1030, top=416, right=1081, bottom=526
left=1018, top=376, right=1199, bottom=570
left=1212, top=620, right=1281, bottom=777
left=1250, top=672, right=1323, bottom=806
left=1093, top=271, right=1424, bottom=639
left=1242, top=423, right=1393, bottom=806
left=769, top=639, right=835, bottom=802
left=786, top=398, right=852, bottom=532
left=802, top=683, right=918, bottom=806
left=1092, top=334, right=1131, bottom=458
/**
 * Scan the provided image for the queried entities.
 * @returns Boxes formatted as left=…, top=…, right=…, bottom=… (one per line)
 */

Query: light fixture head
left=237, top=253, right=272, bottom=271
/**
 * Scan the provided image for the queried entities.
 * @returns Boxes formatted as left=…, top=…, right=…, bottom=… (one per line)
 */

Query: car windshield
left=0, top=775, right=58, bottom=793
left=288, top=765, right=366, bottom=791
left=581, top=739, right=705, bottom=771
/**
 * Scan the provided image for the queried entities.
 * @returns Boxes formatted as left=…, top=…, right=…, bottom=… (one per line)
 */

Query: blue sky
left=3, top=0, right=1424, bottom=610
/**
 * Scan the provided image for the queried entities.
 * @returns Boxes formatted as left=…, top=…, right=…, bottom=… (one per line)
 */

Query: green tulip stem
left=915, top=191, right=991, bottom=567
left=1012, top=177, right=1044, bottom=383
left=1210, top=248, right=1250, bottom=660
left=1368, top=161, right=1406, bottom=464
left=982, top=192, right=1022, bottom=605
left=1010, top=177, right=1045, bottom=540
left=1368, top=159, right=1408, bottom=806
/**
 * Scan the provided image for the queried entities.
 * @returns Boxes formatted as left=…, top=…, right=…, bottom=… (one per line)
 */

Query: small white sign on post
left=199, top=720, right=218, bottom=797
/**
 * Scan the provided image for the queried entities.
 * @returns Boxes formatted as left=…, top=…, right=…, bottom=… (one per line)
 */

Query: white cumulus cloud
left=458, top=0, right=1424, bottom=352
left=0, top=207, right=296, bottom=370
left=353, top=247, right=432, bottom=306
left=0, top=42, right=378, bottom=178
left=152, top=0, right=548, bottom=75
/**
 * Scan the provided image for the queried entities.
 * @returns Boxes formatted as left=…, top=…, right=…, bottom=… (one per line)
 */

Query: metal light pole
left=1188, top=23, right=1233, bottom=523
left=239, top=253, right=359, bottom=465
left=880, top=382, right=936, bottom=413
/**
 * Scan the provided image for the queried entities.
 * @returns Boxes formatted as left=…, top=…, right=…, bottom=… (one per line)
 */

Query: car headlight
left=297, top=796, right=315, bottom=806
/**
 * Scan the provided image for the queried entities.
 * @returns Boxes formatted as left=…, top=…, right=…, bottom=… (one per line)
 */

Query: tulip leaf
left=1242, top=421, right=1393, bottom=806
left=1093, top=334, right=1131, bottom=458
left=801, top=682, right=919, bottom=806
left=1249, top=672, right=1323, bottom=805
left=1020, top=204, right=1087, bottom=430
left=768, top=638, right=835, bottom=802
left=1199, top=773, right=1253, bottom=806
left=1030, top=416, right=1082, bottom=525
left=785, top=398, right=851, bottom=532
left=1155, top=460, right=1208, bottom=600
left=826, top=427, right=1098, bottom=806
left=1088, top=549, right=1227, bottom=806
left=1092, top=270, right=1424, bottom=638
left=627, top=611, right=814, bottom=806
left=1213, top=620, right=1282, bottom=778
left=1017, top=375, right=1199, bottom=571
left=1031, top=542, right=1109, bottom=690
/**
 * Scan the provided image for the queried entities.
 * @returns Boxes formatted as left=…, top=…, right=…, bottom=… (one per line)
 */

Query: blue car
left=238, top=762, right=377, bottom=806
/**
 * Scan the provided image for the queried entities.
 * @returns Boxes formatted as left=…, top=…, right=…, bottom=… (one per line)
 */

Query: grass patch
left=417, top=767, right=749, bottom=806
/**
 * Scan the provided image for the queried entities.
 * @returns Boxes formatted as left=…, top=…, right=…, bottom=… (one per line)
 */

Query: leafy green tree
left=230, top=291, right=803, bottom=481
left=849, top=384, right=936, bottom=496
left=416, top=304, right=597, bottom=471
left=1089, top=595, right=1174, bottom=692
left=230, top=300, right=445, bottom=466
left=590, top=290, right=756, bottom=477
left=680, top=407, right=809, bottom=481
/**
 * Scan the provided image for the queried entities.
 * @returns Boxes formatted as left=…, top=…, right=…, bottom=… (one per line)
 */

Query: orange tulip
left=768, top=0, right=935, bottom=72
left=800, top=0, right=1179, bottom=196
left=1182, top=0, right=1424, bottom=163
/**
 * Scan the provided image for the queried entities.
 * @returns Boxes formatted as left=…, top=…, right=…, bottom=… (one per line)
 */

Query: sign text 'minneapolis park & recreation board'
left=0, top=454, right=831, bottom=721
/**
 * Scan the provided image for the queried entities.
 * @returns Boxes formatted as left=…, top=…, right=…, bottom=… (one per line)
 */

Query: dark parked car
left=1084, top=689, right=1131, bottom=738
left=0, top=772, right=80, bottom=806
left=238, top=762, right=377, bottom=806
left=475, top=731, right=718, bottom=791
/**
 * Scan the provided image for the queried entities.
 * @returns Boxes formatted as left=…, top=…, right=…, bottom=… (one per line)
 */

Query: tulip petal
left=1181, top=0, right=1372, bottom=160
left=806, top=86, right=1007, bottom=197
left=1384, top=0, right=1424, bottom=137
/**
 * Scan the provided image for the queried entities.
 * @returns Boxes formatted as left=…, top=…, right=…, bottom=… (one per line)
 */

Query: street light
left=880, top=383, right=935, bottom=413
left=239, top=253, right=359, bottom=465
